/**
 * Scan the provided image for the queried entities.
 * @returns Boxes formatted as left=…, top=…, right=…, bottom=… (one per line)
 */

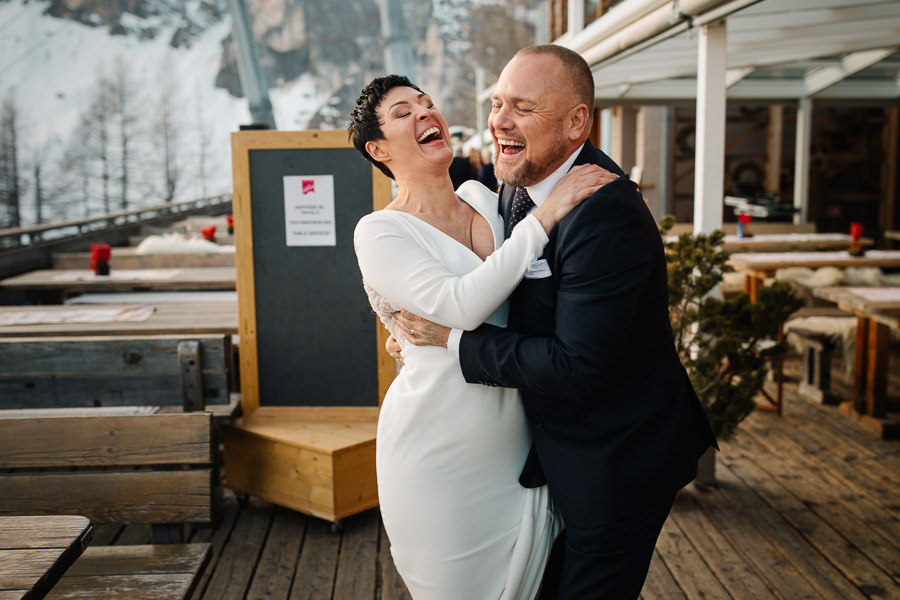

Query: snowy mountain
left=0, top=0, right=538, bottom=226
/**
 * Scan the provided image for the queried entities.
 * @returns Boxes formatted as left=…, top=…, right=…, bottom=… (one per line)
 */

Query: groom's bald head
left=489, top=45, right=594, bottom=187
left=514, top=45, right=595, bottom=117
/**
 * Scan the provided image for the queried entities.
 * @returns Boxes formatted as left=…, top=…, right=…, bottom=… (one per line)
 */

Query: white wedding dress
left=354, top=180, right=560, bottom=600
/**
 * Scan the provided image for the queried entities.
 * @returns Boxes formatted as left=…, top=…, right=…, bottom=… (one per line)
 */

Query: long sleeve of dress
left=354, top=211, right=548, bottom=331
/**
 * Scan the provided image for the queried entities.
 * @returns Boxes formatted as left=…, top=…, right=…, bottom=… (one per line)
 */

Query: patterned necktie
left=505, top=187, right=535, bottom=239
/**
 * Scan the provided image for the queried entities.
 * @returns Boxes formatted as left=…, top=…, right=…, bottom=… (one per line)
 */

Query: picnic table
left=52, top=248, right=235, bottom=270
left=0, top=267, right=236, bottom=303
left=665, top=232, right=873, bottom=253
left=729, top=250, right=900, bottom=301
left=0, top=515, right=92, bottom=600
left=813, top=286, right=900, bottom=438
left=0, top=302, right=237, bottom=338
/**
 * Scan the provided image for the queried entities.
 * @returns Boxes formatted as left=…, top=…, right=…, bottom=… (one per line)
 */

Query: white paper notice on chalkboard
left=283, top=175, right=336, bottom=246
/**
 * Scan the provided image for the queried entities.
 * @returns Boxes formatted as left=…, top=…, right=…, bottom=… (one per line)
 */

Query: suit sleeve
left=459, top=181, right=651, bottom=401
left=354, top=212, right=548, bottom=330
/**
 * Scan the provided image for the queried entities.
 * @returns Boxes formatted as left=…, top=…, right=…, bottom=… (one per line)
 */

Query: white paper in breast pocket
left=525, top=258, right=552, bottom=279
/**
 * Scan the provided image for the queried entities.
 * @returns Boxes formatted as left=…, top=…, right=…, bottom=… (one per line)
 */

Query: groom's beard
left=494, top=125, right=570, bottom=188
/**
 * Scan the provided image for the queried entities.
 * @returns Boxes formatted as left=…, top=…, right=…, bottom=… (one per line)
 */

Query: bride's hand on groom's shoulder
left=533, top=165, right=617, bottom=233
left=393, top=310, right=451, bottom=348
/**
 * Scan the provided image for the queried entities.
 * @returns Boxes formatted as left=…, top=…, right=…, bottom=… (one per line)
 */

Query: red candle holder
left=737, top=213, right=752, bottom=238
left=201, top=225, right=217, bottom=243
left=849, top=222, right=865, bottom=256
left=90, top=243, right=111, bottom=275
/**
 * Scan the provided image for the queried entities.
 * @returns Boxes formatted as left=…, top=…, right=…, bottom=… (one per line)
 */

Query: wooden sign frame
left=230, top=130, right=394, bottom=417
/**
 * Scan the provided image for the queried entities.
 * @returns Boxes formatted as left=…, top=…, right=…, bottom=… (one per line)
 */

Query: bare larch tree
left=0, top=94, right=21, bottom=228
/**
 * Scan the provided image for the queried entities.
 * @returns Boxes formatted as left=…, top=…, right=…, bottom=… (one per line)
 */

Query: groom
left=393, top=45, right=717, bottom=599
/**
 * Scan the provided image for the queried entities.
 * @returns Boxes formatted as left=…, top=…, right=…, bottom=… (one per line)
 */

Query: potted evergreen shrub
left=659, top=216, right=803, bottom=484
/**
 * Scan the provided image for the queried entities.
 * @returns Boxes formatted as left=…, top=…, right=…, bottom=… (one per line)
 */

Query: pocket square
left=525, top=258, right=552, bottom=279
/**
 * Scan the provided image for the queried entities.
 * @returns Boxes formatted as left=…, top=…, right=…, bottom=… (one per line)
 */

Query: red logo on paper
left=302, top=180, right=315, bottom=195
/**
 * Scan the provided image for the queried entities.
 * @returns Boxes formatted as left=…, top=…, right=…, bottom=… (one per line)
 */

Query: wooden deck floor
left=90, top=357, right=900, bottom=600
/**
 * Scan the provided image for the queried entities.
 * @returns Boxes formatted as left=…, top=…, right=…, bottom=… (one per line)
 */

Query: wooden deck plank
left=782, top=398, right=900, bottom=477
left=288, top=517, right=340, bottom=600
left=639, top=550, right=685, bottom=600
left=720, top=441, right=900, bottom=598
left=377, top=524, right=411, bottom=600
left=199, top=498, right=272, bottom=600
left=189, top=489, right=241, bottom=600
left=668, top=492, right=777, bottom=598
left=653, top=517, right=731, bottom=598
left=776, top=366, right=900, bottom=466
left=245, top=508, right=307, bottom=600
left=333, top=510, right=379, bottom=600
left=685, top=474, right=824, bottom=599
left=792, top=415, right=900, bottom=488
left=744, top=411, right=900, bottom=519
left=732, top=427, right=900, bottom=582
left=741, top=416, right=900, bottom=547
left=706, top=460, right=868, bottom=600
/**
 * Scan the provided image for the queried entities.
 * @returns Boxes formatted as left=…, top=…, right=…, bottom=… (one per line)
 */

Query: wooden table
left=0, top=302, right=237, bottom=338
left=729, top=250, right=900, bottom=301
left=0, top=515, right=92, bottom=600
left=665, top=233, right=873, bottom=252
left=0, top=267, right=236, bottom=303
left=53, top=249, right=235, bottom=270
left=813, top=286, right=900, bottom=438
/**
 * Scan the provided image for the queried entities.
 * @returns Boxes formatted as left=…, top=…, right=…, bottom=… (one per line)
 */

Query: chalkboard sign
left=231, top=130, right=394, bottom=413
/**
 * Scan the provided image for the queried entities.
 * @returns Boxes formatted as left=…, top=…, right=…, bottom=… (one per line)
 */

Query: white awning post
left=659, top=106, right=673, bottom=217
left=793, top=96, right=812, bottom=225
left=567, top=0, right=584, bottom=37
left=600, top=108, right=614, bottom=155
left=693, top=19, right=727, bottom=235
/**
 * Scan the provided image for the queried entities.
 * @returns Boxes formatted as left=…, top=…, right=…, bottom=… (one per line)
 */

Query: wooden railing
left=0, top=194, right=232, bottom=251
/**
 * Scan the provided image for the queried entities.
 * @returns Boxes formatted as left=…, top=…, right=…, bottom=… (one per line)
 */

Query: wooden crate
left=222, top=406, right=378, bottom=522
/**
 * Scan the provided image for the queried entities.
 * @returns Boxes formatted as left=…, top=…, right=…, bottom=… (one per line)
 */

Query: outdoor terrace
left=77, top=356, right=899, bottom=600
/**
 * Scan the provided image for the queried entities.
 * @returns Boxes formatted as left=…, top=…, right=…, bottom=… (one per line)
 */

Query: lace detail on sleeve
left=363, top=281, right=402, bottom=342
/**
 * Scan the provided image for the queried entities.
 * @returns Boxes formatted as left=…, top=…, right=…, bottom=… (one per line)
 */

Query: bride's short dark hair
left=349, top=75, right=423, bottom=180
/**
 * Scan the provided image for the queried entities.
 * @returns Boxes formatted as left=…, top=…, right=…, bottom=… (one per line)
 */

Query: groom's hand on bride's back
left=393, top=310, right=451, bottom=348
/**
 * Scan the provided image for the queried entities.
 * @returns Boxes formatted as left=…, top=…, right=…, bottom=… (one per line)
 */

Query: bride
left=349, top=75, right=612, bottom=599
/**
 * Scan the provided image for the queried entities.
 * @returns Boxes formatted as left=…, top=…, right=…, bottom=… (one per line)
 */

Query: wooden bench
left=0, top=334, right=234, bottom=412
left=792, top=327, right=839, bottom=405
left=0, top=412, right=213, bottom=599
left=785, top=306, right=857, bottom=405
left=47, top=543, right=211, bottom=600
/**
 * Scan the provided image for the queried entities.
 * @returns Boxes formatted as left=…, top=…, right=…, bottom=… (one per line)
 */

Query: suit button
left=533, top=421, right=543, bottom=428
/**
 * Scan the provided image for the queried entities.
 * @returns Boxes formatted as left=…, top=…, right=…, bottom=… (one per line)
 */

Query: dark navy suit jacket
left=459, top=141, right=717, bottom=528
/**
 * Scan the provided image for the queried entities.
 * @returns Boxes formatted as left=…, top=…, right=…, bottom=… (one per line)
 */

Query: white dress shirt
left=447, top=144, right=585, bottom=357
